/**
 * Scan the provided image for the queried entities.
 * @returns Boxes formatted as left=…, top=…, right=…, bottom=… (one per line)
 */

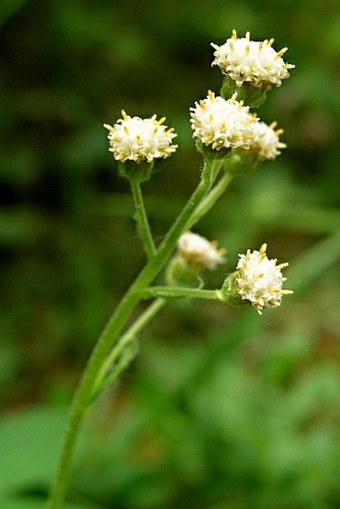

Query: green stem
left=91, top=298, right=166, bottom=400
left=130, top=179, right=155, bottom=259
left=154, top=158, right=222, bottom=251
left=89, top=339, right=138, bottom=405
left=141, top=286, right=220, bottom=301
left=46, top=158, right=221, bottom=509
left=187, top=171, right=234, bottom=229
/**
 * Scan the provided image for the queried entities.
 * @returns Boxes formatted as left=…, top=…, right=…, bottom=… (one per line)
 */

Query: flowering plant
left=47, top=30, right=294, bottom=509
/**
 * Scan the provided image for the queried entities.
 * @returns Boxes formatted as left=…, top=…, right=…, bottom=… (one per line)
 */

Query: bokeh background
left=1, top=1, right=340, bottom=508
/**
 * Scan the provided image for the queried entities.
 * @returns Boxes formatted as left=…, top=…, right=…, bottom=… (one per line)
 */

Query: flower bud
left=219, top=244, right=293, bottom=314
left=190, top=91, right=257, bottom=157
left=104, top=111, right=178, bottom=182
left=167, top=231, right=226, bottom=287
left=223, top=119, right=287, bottom=174
left=248, top=121, right=286, bottom=162
left=211, top=30, right=295, bottom=105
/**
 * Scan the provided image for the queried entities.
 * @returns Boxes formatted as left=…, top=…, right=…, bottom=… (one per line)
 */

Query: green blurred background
left=1, top=1, right=340, bottom=508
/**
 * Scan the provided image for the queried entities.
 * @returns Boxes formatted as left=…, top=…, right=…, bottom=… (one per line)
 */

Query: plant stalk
left=47, top=158, right=222, bottom=509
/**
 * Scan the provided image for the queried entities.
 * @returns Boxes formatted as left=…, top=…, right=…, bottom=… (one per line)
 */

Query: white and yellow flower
left=190, top=91, right=257, bottom=151
left=211, top=30, right=295, bottom=89
left=236, top=243, right=293, bottom=314
left=104, top=111, right=177, bottom=164
left=177, top=231, right=226, bottom=270
left=249, top=121, right=286, bottom=161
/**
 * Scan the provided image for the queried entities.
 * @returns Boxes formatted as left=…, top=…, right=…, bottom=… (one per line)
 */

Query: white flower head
left=178, top=231, right=226, bottom=270
left=249, top=121, right=286, bottom=161
left=104, top=111, right=178, bottom=164
left=190, top=90, right=257, bottom=152
left=236, top=243, right=293, bottom=314
left=211, top=29, right=295, bottom=88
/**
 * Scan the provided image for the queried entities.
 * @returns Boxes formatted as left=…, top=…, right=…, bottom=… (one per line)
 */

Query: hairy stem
left=141, top=286, right=220, bottom=301
left=130, top=179, right=156, bottom=259
left=47, top=158, right=222, bottom=509
left=91, top=298, right=166, bottom=399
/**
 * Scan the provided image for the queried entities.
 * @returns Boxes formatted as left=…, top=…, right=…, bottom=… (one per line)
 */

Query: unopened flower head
left=236, top=243, right=293, bottom=314
left=190, top=91, right=257, bottom=152
left=249, top=121, right=286, bottom=161
left=104, top=111, right=177, bottom=164
left=211, top=30, right=295, bottom=89
left=178, top=231, right=226, bottom=270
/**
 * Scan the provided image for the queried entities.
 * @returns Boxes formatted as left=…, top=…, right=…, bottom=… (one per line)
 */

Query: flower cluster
left=190, top=91, right=285, bottom=161
left=104, top=111, right=177, bottom=164
left=211, top=29, right=295, bottom=89
left=235, top=243, right=293, bottom=314
left=103, top=30, right=294, bottom=310
left=177, top=231, right=226, bottom=270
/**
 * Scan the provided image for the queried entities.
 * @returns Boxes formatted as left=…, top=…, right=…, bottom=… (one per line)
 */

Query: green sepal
left=218, top=271, right=249, bottom=308
left=118, top=160, right=154, bottom=183
left=224, top=150, right=258, bottom=176
left=220, top=77, right=270, bottom=108
left=166, top=255, right=204, bottom=289
left=195, top=140, right=232, bottom=162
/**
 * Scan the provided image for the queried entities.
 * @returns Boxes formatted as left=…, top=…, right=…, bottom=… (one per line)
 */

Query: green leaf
left=0, top=407, right=68, bottom=496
